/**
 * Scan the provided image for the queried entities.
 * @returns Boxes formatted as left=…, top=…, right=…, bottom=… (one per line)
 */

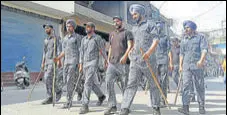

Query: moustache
left=115, top=25, right=121, bottom=29
left=86, top=30, right=92, bottom=34
left=134, top=16, right=141, bottom=24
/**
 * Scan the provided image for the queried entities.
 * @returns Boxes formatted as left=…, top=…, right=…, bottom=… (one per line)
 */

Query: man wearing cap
left=54, top=19, right=83, bottom=108
left=104, top=16, right=134, bottom=115
left=155, top=21, right=173, bottom=108
left=79, top=22, right=107, bottom=114
left=119, top=4, right=161, bottom=115
left=41, top=24, right=63, bottom=104
left=178, top=20, right=208, bottom=115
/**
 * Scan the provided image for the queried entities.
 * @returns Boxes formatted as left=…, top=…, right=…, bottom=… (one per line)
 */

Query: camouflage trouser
left=157, top=64, right=168, bottom=101
left=182, top=68, right=205, bottom=105
left=63, top=64, right=84, bottom=102
left=82, top=66, right=105, bottom=105
left=43, top=64, right=62, bottom=98
left=121, top=62, right=160, bottom=109
left=106, top=63, right=129, bottom=107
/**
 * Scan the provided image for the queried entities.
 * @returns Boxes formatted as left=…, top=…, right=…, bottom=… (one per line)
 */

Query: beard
left=46, top=31, right=51, bottom=35
left=115, top=25, right=122, bottom=29
left=86, top=30, right=92, bottom=34
left=67, top=29, right=74, bottom=34
left=135, top=15, right=142, bottom=24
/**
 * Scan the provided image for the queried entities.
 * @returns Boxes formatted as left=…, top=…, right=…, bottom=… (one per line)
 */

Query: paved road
left=1, top=77, right=226, bottom=115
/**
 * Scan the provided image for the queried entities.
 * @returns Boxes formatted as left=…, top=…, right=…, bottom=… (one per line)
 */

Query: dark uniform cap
left=113, top=16, right=123, bottom=21
left=84, top=22, right=95, bottom=29
left=43, top=24, right=53, bottom=29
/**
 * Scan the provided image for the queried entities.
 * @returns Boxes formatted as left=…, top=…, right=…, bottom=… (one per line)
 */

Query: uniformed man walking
left=104, top=16, right=133, bottom=115
left=155, top=21, right=173, bottom=108
left=54, top=19, right=83, bottom=108
left=41, top=24, right=62, bottom=104
left=178, top=20, right=208, bottom=115
left=119, top=4, right=161, bottom=115
left=79, top=22, right=107, bottom=114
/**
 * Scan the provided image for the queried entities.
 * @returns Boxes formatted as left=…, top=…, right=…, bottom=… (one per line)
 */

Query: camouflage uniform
left=62, top=33, right=84, bottom=102
left=43, top=35, right=62, bottom=100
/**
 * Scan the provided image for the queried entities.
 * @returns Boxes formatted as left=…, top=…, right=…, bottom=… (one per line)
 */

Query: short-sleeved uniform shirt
left=43, top=35, right=61, bottom=65
left=79, top=34, right=107, bottom=68
left=109, top=28, right=134, bottom=64
left=62, top=33, right=82, bottom=65
left=129, top=19, right=159, bottom=66
left=180, top=33, right=208, bottom=70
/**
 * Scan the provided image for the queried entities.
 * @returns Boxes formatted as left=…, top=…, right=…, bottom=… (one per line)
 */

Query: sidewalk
left=1, top=90, right=226, bottom=115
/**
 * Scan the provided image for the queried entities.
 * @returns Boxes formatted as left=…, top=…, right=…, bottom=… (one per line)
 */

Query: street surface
left=1, top=76, right=226, bottom=115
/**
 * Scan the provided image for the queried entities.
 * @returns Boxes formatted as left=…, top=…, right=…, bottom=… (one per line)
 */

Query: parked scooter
left=14, top=56, right=30, bottom=89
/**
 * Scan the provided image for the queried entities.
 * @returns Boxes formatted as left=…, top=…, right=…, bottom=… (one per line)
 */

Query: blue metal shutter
left=1, top=9, right=60, bottom=72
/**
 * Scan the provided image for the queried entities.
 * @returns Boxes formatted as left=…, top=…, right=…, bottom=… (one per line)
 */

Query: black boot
left=199, top=103, right=206, bottom=114
left=96, top=95, right=106, bottom=106
left=178, top=105, right=189, bottom=115
left=153, top=107, right=161, bottom=115
left=79, top=104, right=89, bottom=114
left=56, top=90, right=63, bottom=102
left=104, top=106, right=117, bottom=115
left=41, top=97, right=52, bottom=105
left=119, top=108, right=129, bottom=115
left=77, top=93, right=82, bottom=101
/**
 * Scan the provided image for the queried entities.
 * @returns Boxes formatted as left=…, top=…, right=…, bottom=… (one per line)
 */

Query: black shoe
left=104, top=106, right=117, bottom=115
left=56, top=91, right=62, bottom=102
left=153, top=107, right=161, bottom=115
left=178, top=105, right=189, bottom=115
left=160, top=101, right=167, bottom=108
left=199, top=104, right=206, bottom=114
left=61, top=101, right=72, bottom=109
left=77, top=93, right=82, bottom=101
left=119, top=108, right=129, bottom=115
left=79, top=105, right=89, bottom=114
left=41, top=97, right=52, bottom=105
left=96, top=95, right=106, bottom=106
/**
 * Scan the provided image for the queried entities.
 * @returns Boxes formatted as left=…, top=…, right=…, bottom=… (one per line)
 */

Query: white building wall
left=31, top=1, right=74, bottom=14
